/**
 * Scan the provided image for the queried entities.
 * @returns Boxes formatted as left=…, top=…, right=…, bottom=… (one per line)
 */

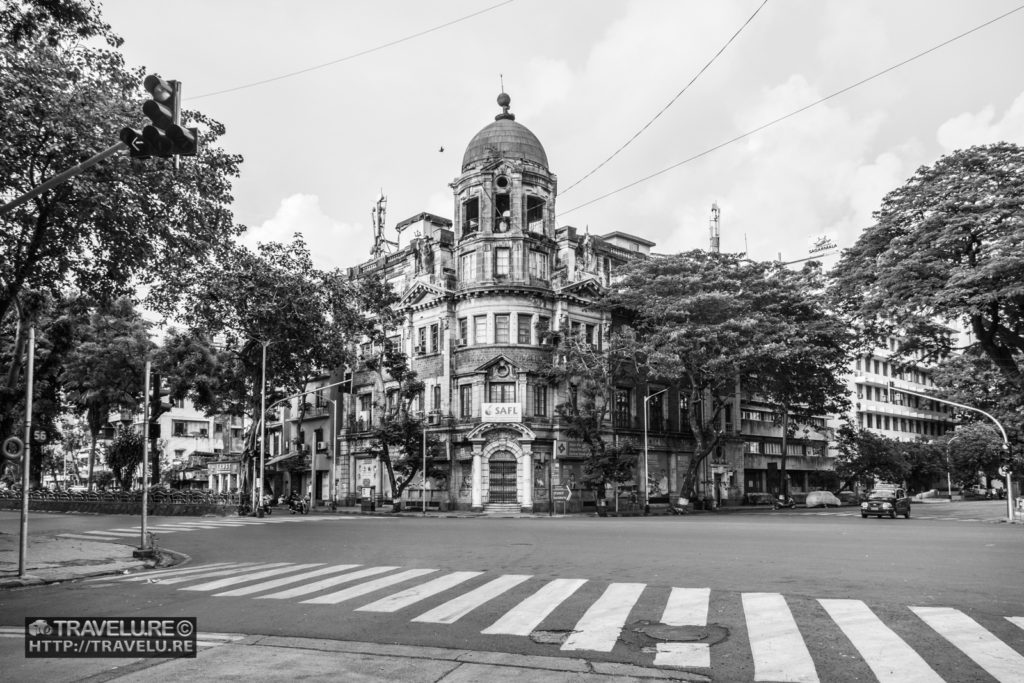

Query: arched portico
left=466, top=422, right=536, bottom=512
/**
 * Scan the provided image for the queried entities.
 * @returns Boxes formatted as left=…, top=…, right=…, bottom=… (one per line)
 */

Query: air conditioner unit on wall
left=456, top=339, right=467, bottom=348
left=316, top=441, right=326, bottom=452
left=415, top=345, right=426, bottom=355
left=427, top=413, right=440, bottom=426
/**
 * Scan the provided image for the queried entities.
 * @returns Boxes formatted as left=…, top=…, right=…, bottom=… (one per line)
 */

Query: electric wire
left=559, top=0, right=770, bottom=197
left=191, top=0, right=516, bottom=100
left=559, top=2, right=1024, bottom=217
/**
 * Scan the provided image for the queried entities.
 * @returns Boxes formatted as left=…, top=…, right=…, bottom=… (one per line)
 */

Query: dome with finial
left=462, top=93, right=548, bottom=172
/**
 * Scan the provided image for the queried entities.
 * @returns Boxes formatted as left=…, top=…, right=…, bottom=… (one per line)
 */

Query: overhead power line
left=192, top=0, right=516, bottom=100
left=559, top=0, right=770, bottom=197
left=559, top=2, right=1024, bottom=217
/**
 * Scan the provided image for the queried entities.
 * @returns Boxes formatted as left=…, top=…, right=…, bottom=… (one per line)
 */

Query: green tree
left=943, top=423, right=1005, bottom=489
left=104, top=424, right=143, bottom=491
left=540, top=324, right=640, bottom=506
left=828, top=143, right=1024, bottom=387
left=607, top=250, right=852, bottom=498
left=61, top=296, right=151, bottom=489
left=0, top=0, right=243, bottom=429
left=833, top=423, right=908, bottom=491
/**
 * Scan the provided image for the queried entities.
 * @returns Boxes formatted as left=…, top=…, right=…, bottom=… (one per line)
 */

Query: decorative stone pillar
left=207, top=472, right=214, bottom=491
left=471, top=447, right=483, bottom=512
left=521, top=446, right=533, bottom=512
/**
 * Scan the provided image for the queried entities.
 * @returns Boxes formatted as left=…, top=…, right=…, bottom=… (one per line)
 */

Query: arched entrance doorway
left=488, top=451, right=517, bottom=503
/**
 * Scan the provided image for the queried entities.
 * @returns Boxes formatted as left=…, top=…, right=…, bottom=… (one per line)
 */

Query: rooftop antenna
left=370, top=190, right=397, bottom=258
left=709, top=202, right=721, bottom=253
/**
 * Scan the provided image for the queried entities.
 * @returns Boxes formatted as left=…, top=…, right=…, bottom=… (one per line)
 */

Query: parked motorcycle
left=772, top=494, right=796, bottom=510
left=287, top=494, right=309, bottom=515
left=260, top=495, right=273, bottom=516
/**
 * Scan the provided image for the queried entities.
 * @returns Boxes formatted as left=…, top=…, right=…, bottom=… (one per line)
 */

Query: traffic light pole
left=17, top=327, right=35, bottom=578
left=141, top=361, right=150, bottom=553
left=0, top=142, right=127, bottom=217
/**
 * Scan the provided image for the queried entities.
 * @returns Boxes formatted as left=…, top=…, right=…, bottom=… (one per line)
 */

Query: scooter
left=287, top=495, right=309, bottom=515
left=772, top=494, right=796, bottom=510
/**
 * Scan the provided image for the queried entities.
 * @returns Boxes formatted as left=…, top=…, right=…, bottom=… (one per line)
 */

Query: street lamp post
left=643, top=388, right=668, bottom=514
left=892, top=382, right=1016, bottom=524
left=257, top=340, right=269, bottom=515
left=945, top=433, right=963, bottom=502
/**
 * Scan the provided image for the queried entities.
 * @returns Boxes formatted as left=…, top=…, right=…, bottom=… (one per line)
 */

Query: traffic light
left=149, top=373, right=172, bottom=425
left=119, top=74, right=199, bottom=158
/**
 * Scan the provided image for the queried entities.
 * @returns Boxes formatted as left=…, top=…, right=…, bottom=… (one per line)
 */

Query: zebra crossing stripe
left=301, top=568, right=437, bottom=605
left=256, top=566, right=399, bottom=600
left=561, top=582, right=645, bottom=653
left=181, top=563, right=324, bottom=592
left=653, top=587, right=712, bottom=668
left=83, top=530, right=138, bottom=537
left=215, top=565, right=361, bottom=597
left=1009, top=616, right=1024, bottom=631
left=413, top=574, right=532, bottom=625
left=912, top=606, right=1024, bottom=683
left=157, top=563, right=292, bottom=585
left=742, top=593, right=819, bottom=683
left=357, top=571, right=483, bottom=613
left=115, top=563, right=253, bottom=581
left=819, top=599, right=941, bottom=683
left=482, top=578, right=587, bottom=636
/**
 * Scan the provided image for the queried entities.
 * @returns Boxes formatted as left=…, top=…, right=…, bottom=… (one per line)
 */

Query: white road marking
left=181, top=563, right=324, bottom=592
left=561, top=582, right=645, bottom=653
left=215, top=565, right=361, bottom=597
left=742, top=592, right=819, bottom=683
left=912, top=606, right=1024, bottom=683
left=256, top=566, right=398, bottom=600
left=652, top=587, right=712, bottom=668
left=819, top=599, right=941, bottom=683
left=655, top=642, right=711, bottom=668
left=357, top=571, right=483, bottom=613
left=413, top=574, right=532, bottom=624
left=157, top=563, right=292, bottom=585
left=111, top=562, right=252, bottom=581
left=301, top=568, right=437, bottom=605
left=482, top=578, right=587, bottom=635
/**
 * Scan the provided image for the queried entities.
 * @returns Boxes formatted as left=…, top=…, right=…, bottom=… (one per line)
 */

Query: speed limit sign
left=2, top=436, right=24, bottom=463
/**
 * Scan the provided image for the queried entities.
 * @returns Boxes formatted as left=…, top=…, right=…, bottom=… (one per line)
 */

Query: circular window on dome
left=495, top=175, right=510, bottom=190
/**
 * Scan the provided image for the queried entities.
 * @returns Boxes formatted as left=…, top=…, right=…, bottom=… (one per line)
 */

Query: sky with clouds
left=99, top=0, right=1024, bottom=270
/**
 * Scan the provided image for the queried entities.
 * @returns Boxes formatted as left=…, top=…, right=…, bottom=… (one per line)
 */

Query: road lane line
left=1008, top=616, right=1024, bottom=631
left=256, top=566, right=399, bottom=600
left=413, top=574, right=532, bottom=624
left=819, top=599, right=941, bottom=683
left=111, top=563, right=251, bottom=581
left=157, top=563, right=291, bottom=585
left=215, top=565, right=361, bottom=597
left=912, top=606, right=1024, bottom=683
left=301, top=568, right=437, bottom=605
left=482, top=578, right=587, bottom=635
left=181, top=563, right=324, bottom=591
left=652, top=587, right=712, bottom=668
left=357, top=571, right=483, bottom=613
left=742, top=592, right=819, bottom=683
left=561, top=582, right=645, bottom=653
left=82, top=530, right=138, bottom=537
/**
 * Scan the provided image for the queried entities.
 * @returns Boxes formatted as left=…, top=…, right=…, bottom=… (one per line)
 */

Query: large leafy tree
left=0, top=0, right=243, bottom=432
left=540, top=324, right=641, bottom=505
left=104, top=424, right=143, bottom=491
left=60, top=296, right=150, bottom=489
left=829, top=143, right=1024, bottom=386
left=607, top=250, right=852, bottom=497
left=165, top=238, right=372, bottom=504
left=833, top=424, right=909, bottom=491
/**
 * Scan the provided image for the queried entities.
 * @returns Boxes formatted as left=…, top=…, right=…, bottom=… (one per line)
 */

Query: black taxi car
left=860, top=488, right=911, bottom=519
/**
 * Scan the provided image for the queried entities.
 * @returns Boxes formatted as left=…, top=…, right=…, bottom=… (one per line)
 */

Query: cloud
left=936, top=90, right=1024, bottom=151
left=240, top=194, right=371, bottom=271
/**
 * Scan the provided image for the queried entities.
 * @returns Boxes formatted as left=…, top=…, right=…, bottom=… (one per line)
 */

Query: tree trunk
left=87, top=433, right=96, bottom=490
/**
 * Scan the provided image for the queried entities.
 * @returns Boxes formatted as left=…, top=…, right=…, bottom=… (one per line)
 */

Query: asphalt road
left=1, top=504, right=1022, bottom=682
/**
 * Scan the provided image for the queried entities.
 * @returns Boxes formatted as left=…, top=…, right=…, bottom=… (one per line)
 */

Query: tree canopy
left=829, top=143, right=1024, bottom=384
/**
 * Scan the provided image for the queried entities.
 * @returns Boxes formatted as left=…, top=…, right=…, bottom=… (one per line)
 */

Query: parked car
left=805, top=491, right=842, bottom=508
left=835, top=490, right=862, bottom=505
left=965, top=484, right=992, bottom=499
left=861, top=488, right=911, bottom=519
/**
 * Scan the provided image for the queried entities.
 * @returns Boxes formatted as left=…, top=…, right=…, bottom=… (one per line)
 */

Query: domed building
left=329, top=94, right=667, bottom=512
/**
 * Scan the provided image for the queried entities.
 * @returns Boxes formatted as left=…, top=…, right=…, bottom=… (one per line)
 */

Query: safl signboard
left=482, top=403, right=521, bottom=423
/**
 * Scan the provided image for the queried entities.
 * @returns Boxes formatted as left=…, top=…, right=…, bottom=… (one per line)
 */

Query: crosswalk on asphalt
left=97, top=561, right=1024, bottom=682
left=56, top=515, right=339, bottom=543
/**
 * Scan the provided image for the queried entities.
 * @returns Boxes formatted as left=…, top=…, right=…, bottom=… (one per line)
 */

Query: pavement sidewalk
left=0, top=531, right=156, bottom=588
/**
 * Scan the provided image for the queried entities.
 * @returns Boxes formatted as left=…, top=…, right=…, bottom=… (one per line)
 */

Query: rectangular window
left=533, top=385, right=547, bottom=416
left=585, top=324, right=595, bottom=347
left=459, top=385, right=473, bottom=418
left=647, top=393, right=664, bottom=432
left=458, top=317, right=468, bottom=343
left=495, top=314, right=510, bottom=343
left=526, top=196, right=544, bottom=232
left=495, top=248, right=511, bottom=276
left=538, top=316, right=551, bottom=342
left=745, top=441, right=760, bottom=453
left=417, top=327, right=426, bottom=352
left=460, top=251, right=476, bottom=282
left=614, top=388, right=631, bottom=429
left=528, top=250, right=548, bottom=279
left=764, top=442, right=782, bottom=455
left=430, top=323, right=439, bottom=352
left=432, top=384, right=441, bottom=411
left=494, top=193, right=511, bottom=231
left=463, top=197, right=479, bottom=234
left=488, top=382, right=516, bottom=403
left=474, top=315, right=487, bottom=345
left=518, top=315, right=532, bottom=344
